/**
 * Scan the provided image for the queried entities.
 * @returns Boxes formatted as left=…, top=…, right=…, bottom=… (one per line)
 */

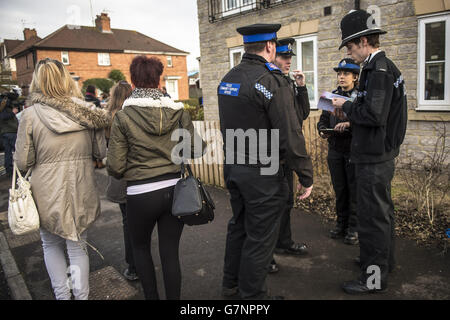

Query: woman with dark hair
left=107, top=56, right=204, bottom=300
left=317, top=58, right=360, bottom=245
left=85, top=85, right=101, bottom=108
left=104, top=81, right=138, bottom=281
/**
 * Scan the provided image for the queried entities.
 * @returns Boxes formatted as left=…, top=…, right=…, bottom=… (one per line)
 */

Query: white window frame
left=167, top=56, right=173, bottom=68
left=229, top=46, right=244, bottom=69
left=417, top=13, right=450, bottom=111
left=293, top=35, right=318, bottom=109
left=98, top=52, right=111, bottom=66
left=165, top=76, right=181, bottom=100
left=61, top=51, right=69, bottom=65
left=222, top=0, right=257, bottom=17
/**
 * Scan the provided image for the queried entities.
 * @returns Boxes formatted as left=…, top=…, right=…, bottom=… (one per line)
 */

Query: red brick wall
left=15, top=52, right=35, bottom=92
left=32, top=50, right=188, bottom=100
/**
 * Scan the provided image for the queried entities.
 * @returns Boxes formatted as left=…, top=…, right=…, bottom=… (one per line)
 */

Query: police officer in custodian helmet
left=332, top=10, right=408, bottom=294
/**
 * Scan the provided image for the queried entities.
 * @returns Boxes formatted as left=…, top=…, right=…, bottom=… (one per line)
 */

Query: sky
left=0, top=0, right=201, bottom=71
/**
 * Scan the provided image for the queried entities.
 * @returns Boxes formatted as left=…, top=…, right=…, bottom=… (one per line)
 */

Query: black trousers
left=119, top=203, right=136, bottom=272
left=327, top=148, right=358, bottom=232
left=356, top=160, right=395, bottom=286
left=127, top=186, right=184, bottom=300
left=222, top=165, right=288, bottom=299
left=276, top=167, right=295, bottom=249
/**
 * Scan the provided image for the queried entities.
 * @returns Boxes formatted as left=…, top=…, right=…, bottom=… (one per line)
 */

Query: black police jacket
left=284, top=76, right=310, bottom=124
left=317, top=86, right=357, bottom=154
left=218, top=53, right=313, bottom=188
left=342, top=51, right=407, bottom=164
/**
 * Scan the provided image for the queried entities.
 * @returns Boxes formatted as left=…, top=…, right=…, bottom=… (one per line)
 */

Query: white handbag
left=8, top=162, right=40, bottom=235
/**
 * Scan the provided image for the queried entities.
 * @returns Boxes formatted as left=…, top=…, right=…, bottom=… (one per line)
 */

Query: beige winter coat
left=14, top=93, right=110, bottom=241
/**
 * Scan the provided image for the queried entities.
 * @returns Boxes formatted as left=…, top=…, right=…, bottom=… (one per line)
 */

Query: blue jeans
left=2, top=133, right=16, bottom=175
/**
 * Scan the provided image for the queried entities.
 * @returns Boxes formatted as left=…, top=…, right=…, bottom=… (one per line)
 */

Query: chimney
left=23, top=28, right=37, bottom=40
left=95, top=13, right=112, bottom=33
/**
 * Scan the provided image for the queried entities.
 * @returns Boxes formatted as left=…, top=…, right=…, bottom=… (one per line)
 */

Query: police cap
left=236, top=23, right=281, bottom=44
left=333, top=58, right=360, bottom=74
left=276, top=37, right=296, bottom=56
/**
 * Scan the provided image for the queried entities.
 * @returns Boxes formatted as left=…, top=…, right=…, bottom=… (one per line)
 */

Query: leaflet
left=317, top=91, right=351, bottom=112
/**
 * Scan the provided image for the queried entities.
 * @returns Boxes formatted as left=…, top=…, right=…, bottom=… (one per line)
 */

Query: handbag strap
left=178, top=120, right=195, bottom=178
left=12, top=162, right=32, bottom=192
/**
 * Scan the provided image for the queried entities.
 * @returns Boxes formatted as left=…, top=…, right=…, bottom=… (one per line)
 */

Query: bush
left=177, top=98, right=199, bottom=108
left=108, top=69, right=126, bottom=82
left=82, top=78, right=114, bottom=94
left=183, top=103, right=204, bottom=121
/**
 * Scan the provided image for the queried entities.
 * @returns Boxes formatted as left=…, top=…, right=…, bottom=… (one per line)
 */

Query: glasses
left=36, top=58, right=64, bottom=70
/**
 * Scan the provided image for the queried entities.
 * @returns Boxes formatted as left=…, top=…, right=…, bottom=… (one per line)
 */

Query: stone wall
left=197, top=0, right=450, bottom=163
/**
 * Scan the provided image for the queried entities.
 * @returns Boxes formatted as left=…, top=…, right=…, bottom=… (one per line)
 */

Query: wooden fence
left=190, top=116, right=328, bottom=188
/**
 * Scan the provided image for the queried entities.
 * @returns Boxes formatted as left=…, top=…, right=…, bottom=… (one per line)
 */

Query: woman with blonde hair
left=104, top=80, right=138, bottom=281
left=14, top=58, right=110, bottom=300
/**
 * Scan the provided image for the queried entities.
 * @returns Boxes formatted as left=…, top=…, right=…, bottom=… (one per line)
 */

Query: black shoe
left=222, top=286, right=239, bottom=297
left=344, top=231, right=359, bottom=245
left=342, top=279, right=387, bottom=295
left=268, top=260, right=279, bottom=273
left=275, top=243, right=308, bottom=255
left=123, top=268, right=139, bottom=281
left=330, top=225, right=346, bottom=239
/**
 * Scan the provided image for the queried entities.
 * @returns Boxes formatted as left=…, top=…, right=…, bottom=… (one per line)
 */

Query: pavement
left=0, top=167, right=449, bottom=300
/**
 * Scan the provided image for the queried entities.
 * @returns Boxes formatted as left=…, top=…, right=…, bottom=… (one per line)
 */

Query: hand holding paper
left=317, top=91, right=350, bottom=113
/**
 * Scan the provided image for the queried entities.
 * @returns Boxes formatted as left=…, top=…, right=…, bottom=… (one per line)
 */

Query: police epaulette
left=265, top=62, right=281, bottom=72
left=375, top=59, right=387, bottom=72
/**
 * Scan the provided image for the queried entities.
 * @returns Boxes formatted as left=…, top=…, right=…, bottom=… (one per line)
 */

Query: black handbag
left=171, top=122, right=215, bottom=226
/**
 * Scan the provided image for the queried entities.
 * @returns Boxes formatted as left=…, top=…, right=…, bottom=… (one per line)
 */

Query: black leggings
left=126, top=186, right=184, bottom=300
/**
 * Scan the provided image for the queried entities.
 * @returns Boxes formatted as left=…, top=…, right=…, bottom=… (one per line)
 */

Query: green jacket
left=107, top=94, right=205, bottom=181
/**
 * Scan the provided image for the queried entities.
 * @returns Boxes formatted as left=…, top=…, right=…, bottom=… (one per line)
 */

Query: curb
left=0, top=231, right=32, bottom=300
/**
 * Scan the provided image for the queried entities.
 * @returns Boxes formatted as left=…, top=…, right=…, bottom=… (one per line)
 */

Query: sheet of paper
left=317, top=91, right=351, bottom=112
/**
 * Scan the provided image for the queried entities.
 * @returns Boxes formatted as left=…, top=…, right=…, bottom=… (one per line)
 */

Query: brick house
left=9, top=13, right=189, bottom=100
left=0, top=38, right=24, bottom=81
left=197, top=0, right=450, bottom=161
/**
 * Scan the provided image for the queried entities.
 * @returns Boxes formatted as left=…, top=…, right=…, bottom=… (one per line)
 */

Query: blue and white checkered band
left=255, top=83, right=273, bottom=100
left=243, top=32, right=277, bottom=43
left=394, top=75, right=404, bottom=88
left=358, top=91, right=367, bottom=98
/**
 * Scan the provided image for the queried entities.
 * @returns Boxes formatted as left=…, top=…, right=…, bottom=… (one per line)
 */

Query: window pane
left=424, top=20, right=446, bottom=101
left=425, top=62, right=445, bottom=100
left=226, top=0, right=237, bottom=10
left=301, top=41, right=314, bottom=72
left=233, top=52, right=242, bottom=66
left=290, top=41, right=298, bottom=71
left=304, top=71, right=315, bottom=101
left=62, top=52, right=69, bottom=64
left=425, top=21, right=445, bottom=61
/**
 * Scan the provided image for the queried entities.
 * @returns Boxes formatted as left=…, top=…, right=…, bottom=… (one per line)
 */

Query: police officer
left=219, top=24, right=313, bottom=300
left=317, top=58, right=359, bottom=245
left=268, top=38, right=309, bottom=274
left=332, top=10, right=407, bottom=294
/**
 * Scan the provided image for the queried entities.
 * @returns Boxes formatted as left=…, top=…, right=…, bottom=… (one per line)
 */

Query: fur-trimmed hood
left=120, top=96, right=185, bottom=136
left=29, top=93, right=111, bottom=133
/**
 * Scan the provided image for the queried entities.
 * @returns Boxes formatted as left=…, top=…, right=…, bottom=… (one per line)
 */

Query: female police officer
left=317, top=58, right=359, bottom=245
